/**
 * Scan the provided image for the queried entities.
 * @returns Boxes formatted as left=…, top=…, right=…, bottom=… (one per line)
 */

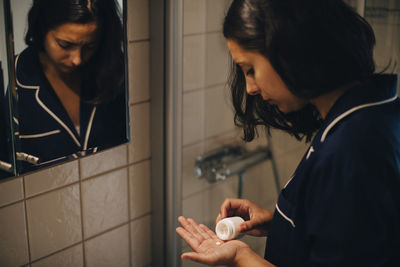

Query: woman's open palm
left=176, top=216, right=249, bottom=266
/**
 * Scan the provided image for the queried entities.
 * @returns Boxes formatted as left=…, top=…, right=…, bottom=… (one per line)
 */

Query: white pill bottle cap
left=215, top=216, right=244, bottom=240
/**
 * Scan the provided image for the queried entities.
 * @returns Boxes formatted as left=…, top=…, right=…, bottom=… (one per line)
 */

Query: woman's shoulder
left=15, top=47, right=42, bottom=87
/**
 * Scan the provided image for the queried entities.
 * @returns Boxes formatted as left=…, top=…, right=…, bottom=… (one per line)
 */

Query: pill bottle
left=215, top=216, right=244, bottom=240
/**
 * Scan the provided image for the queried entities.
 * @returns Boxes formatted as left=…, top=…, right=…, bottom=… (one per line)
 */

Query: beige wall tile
left=129, top=103, right=151, bottom=163
left=183, top=130, right=244, bottom=198
left=130, top=215, right=151, bottom=267
left=206, top=0, right=231, bottom=32
left=0, top=177, right=23, bottom=207
left=206, top=178, right=238, bottom=225
left=205, top=32, right=230, bottom=86
left=372, top=23, right=394, bottom=69
left=26, top=185, right=82, bottom=261
left=275, top=146, right=306, bottom=188
left=0, top=202, right=29, bottom=266
left=128, top=0, right=149, bottom=41
left=269, top=129, right=308, bottom=157
left=182, top=190, right=210, bottom=225
left=204, top=85, right=235, bottom=138
left=24, top=160, right=79, bottom=197
left=85, top=224, right=130, bottom=267
left=80, top=145, right=127, bottom=179
left=81, top=168, right=128, bottom=238
left=241, top=161, right=279, bottom=207
left=130, top=41, right=150, bottom=104
left=183, top=35, right=206, bottom=91
left=31, top=244, right=83, bottom=267
left=184, top=0, right=206, bottom=35
left=182, top=142, right=212, bottom=198
left=183, top=90, right=205, bottom=145
left=129, top=160, right=151, bottom=219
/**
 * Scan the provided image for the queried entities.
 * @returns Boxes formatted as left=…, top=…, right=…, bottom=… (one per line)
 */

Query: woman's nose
left=70, top=49, right=82, bottom=66
left=246, top=79, right=260, bottom=96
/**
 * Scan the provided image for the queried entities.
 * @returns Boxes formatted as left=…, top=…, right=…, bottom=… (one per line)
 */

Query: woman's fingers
left=199, top=223, right=219, bottom=240
left=178, top=216, right=217, bottom=244
left=219, top=198, right=251, bottom=219
left=178, top=216, right=204, bottom=240
left=238, top=220, right=255, bottom=232
left=187, top=218, right=210, bottom=241
left=176, top=226, right=200, bottom=250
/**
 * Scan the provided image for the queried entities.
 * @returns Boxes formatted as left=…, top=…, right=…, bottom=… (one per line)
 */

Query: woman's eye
left=246, top=68, right=254, bottom=76
left=58, top=42, right=71, bottom=49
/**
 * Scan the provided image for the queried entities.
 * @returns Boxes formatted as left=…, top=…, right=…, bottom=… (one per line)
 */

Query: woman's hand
left=216, top=198, right=273, bottom=237
left=176, top=216, right=250, bottom=266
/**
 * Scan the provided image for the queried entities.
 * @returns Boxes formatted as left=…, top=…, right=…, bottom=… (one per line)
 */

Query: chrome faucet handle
left=0, top=160, right=13, bottom=173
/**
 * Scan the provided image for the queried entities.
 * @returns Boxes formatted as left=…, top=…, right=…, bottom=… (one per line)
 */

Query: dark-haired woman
left=14, top=0, right=127, bottom=170
left=176, top=0, right=400, bottom=266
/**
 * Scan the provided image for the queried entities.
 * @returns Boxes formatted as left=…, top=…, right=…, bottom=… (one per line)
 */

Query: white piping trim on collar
left=320, top=95, right=398, bottom=143
left=19, top=129, right=61, bottom=139
left=34, top=89, right=81, bottom=147
left=15, top=54, right=37, bottom=90
left=276, top=203, right=296, bottom=228
left=83, top=107, right=97, bottom=150
left=15, top=54, right=81, bottom=147
left=284, top=174, right=295, bottom=189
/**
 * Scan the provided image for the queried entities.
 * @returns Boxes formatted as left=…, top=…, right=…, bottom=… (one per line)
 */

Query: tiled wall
left=365, top=0, right=400, bottom=93
left=180, top=1, right=308, bottom=266
left=0, top=0, right=152, bottom=266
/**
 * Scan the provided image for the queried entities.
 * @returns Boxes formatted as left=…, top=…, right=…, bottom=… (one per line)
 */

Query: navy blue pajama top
left=264, top=74, right=400, bottom=266
left=14, top=47, right=128, bottom=172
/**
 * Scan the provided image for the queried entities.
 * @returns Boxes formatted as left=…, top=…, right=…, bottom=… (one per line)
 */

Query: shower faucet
left=195, top=145, right=272, bottom=183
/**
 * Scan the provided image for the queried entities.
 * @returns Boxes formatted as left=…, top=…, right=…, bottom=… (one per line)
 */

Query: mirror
left=1, top=0, right=129, bottom=177
left=0, top=0, right=16, bottom=179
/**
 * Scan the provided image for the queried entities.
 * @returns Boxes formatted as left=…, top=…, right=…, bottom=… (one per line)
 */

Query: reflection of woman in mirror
left=14, top=0, right=127, bottom=169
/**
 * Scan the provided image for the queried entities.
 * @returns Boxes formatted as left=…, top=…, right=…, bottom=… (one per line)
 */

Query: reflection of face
left=42, top=22, right=99, bottom=73
left=227, top=39, right=307, bottom=113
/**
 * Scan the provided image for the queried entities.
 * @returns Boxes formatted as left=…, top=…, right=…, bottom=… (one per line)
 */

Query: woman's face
left=227, top=39, right=307, bottom=113
left=42, top=22, right=99, bottom=73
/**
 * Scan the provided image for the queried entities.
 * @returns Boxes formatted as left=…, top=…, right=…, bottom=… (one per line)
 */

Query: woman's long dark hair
left=25, top=0, right=124, bottom=104
left=224, top=0, right=376, bottom=142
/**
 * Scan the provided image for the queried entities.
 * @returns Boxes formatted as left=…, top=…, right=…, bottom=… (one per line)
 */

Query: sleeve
left=302, top=143, right=400, bottom=266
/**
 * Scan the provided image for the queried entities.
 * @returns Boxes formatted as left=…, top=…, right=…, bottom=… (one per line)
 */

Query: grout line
left=78, top=159, right=87, bottom=267
left=28, top=241, right=83, bottom=265
left=126, top=145, right=132, bottom=267
left=0, top=199, right=25, bottom=209
left=22, top=176, right=32, bottom=265
left=183, top=30, right=223, bottom=37
left=83, top=214, right=152, bottom=243
left=182, top=128, right=238, bottom=149
left=25, top=214, right=152, bottom=266
left=128, top=38, right=150, bottom=43
left=130, top=99, right=151, bottom=106
left=6, top=158, right=152, bottom=204
left=183, top=82, right=228, bottom=94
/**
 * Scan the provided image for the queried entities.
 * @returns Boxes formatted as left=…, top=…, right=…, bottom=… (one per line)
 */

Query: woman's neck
left=310, top=81, right=360, bottom=119
left=39, top=52, right=81, bottom=94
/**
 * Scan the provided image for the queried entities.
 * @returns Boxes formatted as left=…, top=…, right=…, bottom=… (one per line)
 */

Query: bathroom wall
left=180, top=0, right=308, bottom=265
left=0, top=0, right=152, bottom=266
left=365, top=0, right=400, bottom=93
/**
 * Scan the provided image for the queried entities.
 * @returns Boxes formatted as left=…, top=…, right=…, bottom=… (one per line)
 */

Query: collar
left=317, top=74, right=398, bottom=143
left=15, top=46, right=43, bottom=87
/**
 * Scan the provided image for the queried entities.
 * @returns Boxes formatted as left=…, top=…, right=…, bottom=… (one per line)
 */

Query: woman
left=176, top=0, right=400, bottom=266
left=14, top=0, right=127, bottom=170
